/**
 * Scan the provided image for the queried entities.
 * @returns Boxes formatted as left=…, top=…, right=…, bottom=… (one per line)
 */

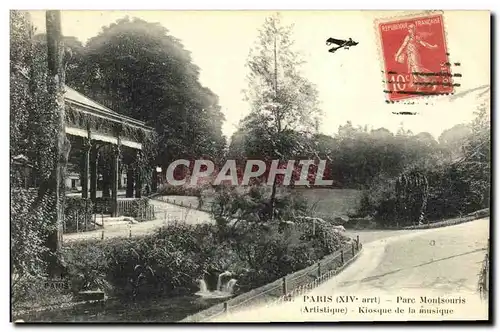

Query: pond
left=17, top=295, right=227, bottom=323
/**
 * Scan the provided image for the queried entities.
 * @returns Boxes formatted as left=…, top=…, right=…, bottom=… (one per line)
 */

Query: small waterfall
left=216, top=271, right=232, bottom=292
left=196, top=272, right=237, bottom=298
left=223, top=279, right=237, bottom=293
left=198, top=279, right=208, bottom=293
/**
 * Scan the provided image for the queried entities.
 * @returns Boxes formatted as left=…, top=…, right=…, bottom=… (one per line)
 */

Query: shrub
left=11, top=188, right=51, bottom=308
left=61, top=185, right=348, bottom=303
left=357, top=174, right=398, bottom=227
left=357, top=162, right=491, bottom=228
left=62, top=223, right=233, bottom=299
left=62, top=213, right=348, bottom=301
left=157, top=183, right=202, bottom=197
left=64, top=197, right=94, bottom=233
left=210, top=185, right=309, bottom=227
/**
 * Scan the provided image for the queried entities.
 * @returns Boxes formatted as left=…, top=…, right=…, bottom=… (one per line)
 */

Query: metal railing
left=182, top=237, right=363, bottom=322
left=117, top=200, right=156, bottom=221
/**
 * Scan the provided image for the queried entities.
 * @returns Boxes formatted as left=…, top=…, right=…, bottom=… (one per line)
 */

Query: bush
left=61, top=185, right=348, bottom=303
left=62, top=214, right=348, bottom=301
left=210, top=185, right=309, bottom=226
left=157, top=183, right=202, bottom=197
left=62, top=223, right=233, bottom=300
left=357, top=162, right=490, bottom=228
left=11, top=188, right=51, bottom=308
left=64, top=197, right=94, bottom=233
left=357, top=174, right=398, bottom=227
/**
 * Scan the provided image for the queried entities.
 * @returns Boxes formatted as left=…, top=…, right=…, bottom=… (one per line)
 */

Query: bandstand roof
left=64, top=85, right=153, bottom=150
left=13, top=66, right=153, bottom=150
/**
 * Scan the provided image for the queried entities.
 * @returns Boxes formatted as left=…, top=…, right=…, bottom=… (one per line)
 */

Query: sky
left=27, top=10, right=490, bottom=140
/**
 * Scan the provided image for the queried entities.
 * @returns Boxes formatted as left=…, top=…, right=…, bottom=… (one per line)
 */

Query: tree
left=459, top=100, right=491, bottom=208
left=10, top=10, right=67, bottom=279
left=438, top=124, right=472, bottom=160
left=241, top=13, right=322, bottom=219
left=44, top=10, right=68, bottom=274
left=67, top=17, right=226, bottom=172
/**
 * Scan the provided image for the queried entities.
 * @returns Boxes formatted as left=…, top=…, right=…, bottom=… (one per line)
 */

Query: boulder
left=332, top=225, right=346, bottom=232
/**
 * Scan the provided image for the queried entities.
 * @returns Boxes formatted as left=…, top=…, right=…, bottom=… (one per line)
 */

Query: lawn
left=159, top=188, right=362, bottom=219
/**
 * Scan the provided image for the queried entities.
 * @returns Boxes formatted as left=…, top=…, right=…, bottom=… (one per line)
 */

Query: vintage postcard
left=10, top=10, right=491, bottom=323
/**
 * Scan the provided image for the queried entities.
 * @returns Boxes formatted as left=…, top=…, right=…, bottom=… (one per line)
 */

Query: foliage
left=64, top=197, right=94, bottom=233
left=63, top=224, right=230, bottom=299
left=157, top=183, right=203, bottom=197
left=11, top=189, right=51, bottom=286
left=210, top=185, right=308, bottom=227
left=11, top=274, right=72, bottom=313
left=11, top=10, right=68, bottom=283
left=62, top=208, right=348, bottom=300
left=237, top=13, right=322, bottom=218
left=357, top=102, right=490, bottom=227
left=10, top=188, right=62, bottom=310
left=60, top=16, right=226, bottom=169
left=394, top=169, right=429, bottom=226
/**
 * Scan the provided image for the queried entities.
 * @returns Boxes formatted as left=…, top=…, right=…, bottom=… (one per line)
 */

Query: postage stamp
left=10, top=10, right=490, bottom=324
left=376, top=13, right=454, bottom=102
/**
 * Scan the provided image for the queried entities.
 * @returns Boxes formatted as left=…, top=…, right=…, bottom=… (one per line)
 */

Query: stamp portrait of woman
left=394, top=24, right=439, bottom=91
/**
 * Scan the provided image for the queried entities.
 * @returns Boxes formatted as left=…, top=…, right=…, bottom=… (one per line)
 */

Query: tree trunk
left=269, top=35, right=279, bottom=221
left=45, top=10, right=67, bottom=276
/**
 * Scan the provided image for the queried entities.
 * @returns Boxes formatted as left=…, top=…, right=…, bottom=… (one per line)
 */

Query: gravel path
left=63, top=199, right=213, bottom=242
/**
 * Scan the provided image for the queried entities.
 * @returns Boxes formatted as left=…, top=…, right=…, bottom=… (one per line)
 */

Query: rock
left=332, top=225, right=346, bottom=232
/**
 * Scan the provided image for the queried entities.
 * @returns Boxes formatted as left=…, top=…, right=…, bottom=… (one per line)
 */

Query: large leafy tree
left=238, top=14, right=322, bottom=218
left=66, top=17, right=226, bottom=170
left=459, top=100, right=491, bottom=208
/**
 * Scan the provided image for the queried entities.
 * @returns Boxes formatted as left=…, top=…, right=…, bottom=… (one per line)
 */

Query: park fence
left=63, top=198, right=156, bottom=234
left=155, top=195, right=211, bottom=213
left=182, top=236, right=363, bottom=322
left=117, top=199, right=155, bottom=221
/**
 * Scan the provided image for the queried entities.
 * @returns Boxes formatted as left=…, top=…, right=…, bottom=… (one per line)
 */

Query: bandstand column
left=111, top=144, right=121, bottom=217
left=126, top=165, right=135, bottom=198
left=90, top=146, right=99, bottom=202
left=81, top=138, right=91, bottom=199
left=135, top=151, right=143, bottom=198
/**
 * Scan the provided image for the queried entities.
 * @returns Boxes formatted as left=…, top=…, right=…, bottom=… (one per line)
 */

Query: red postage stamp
left=377, top=14, right=453, bottom=102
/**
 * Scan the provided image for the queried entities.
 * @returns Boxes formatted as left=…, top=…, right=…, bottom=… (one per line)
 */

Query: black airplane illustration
left=326, top=37, right=359, bottom=53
